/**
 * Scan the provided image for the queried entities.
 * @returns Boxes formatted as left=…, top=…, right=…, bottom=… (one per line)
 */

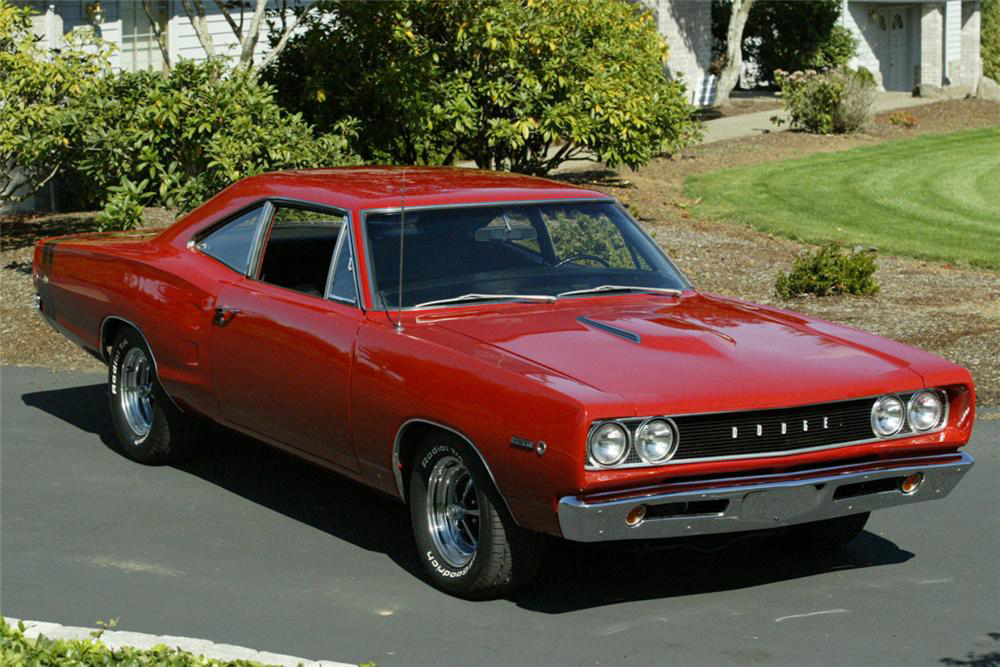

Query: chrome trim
left=391, top=419, right=517, bottom=525
left=634, top=417, right=679, bottom=464
left=558, top=452, right=975, bottom=542
left=584, top=390, right=950, bottom=470
left=871, top=394, right=905, bottom=437
left=587, top=420, right=632, bottom=467
left=577, top=316, right=641, bottom=343
left=907, top=389, right=947, bottom=432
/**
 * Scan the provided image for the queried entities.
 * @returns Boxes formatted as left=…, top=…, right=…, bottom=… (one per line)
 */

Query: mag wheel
left=108, top=327, right=204, bottom=464
left=409, top=434, right=544, bottom=599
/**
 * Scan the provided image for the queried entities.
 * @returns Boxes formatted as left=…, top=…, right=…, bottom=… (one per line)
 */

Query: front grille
left=617, top=394, right=916, bottom=466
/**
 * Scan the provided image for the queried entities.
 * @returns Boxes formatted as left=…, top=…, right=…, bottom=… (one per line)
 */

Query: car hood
left=431, top=292, right=927, bottom=415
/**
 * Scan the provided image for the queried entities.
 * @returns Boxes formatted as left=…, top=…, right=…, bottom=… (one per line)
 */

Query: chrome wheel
left=425, top=455, right=480, bottom=568
left=119, top=347, right=154, bottom=438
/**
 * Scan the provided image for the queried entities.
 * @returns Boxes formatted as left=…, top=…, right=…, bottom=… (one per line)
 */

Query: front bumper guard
left=557, top=452, right=974, bottom=542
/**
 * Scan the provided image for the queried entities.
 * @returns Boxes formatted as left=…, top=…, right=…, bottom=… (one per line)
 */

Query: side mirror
left=475, top=226, right=538, bottom=242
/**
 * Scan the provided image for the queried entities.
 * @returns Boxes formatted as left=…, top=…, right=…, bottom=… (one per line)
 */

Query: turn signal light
left=901, top=473, right=923, bottom=494
left=625, top=504, right=647, bottom=527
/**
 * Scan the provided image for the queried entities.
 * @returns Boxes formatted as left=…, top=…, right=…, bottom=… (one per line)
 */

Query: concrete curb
left=4, top=617, right=354, bottom=667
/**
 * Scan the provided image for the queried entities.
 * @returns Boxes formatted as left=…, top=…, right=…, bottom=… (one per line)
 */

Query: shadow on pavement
left=23, top=381, right=916, bottom=613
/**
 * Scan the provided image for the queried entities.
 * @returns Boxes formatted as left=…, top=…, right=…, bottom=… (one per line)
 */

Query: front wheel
left=108, top=328, right=204, bottom=464
left=409, top=435, right=544, bottom=599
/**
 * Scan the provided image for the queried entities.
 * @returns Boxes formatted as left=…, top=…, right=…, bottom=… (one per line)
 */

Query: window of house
left=120, top=0, right=166, bottom=73
left=196, top=206, right=266, bottom=274
left=257, top=206, right=347, bottom=299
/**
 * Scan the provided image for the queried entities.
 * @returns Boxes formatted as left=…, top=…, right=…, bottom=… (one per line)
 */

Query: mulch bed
left=3, top=99, right=999, bottom=403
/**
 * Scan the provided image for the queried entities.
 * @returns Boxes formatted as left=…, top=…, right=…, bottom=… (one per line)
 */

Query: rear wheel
left=786, top=512, right=870, bottom=550
left=108, top=328, right=204, bottom=464
left=409, top=434, right=544, bottom=599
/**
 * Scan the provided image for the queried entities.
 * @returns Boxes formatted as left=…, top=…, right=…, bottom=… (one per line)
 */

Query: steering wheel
left=555, top=254, right=611, bottom=268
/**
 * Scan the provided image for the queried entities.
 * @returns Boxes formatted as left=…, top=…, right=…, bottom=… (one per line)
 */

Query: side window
left=197, top=206, right=265, bottom=274
left=257, top=206, right=345, bottom=298
left=327, top=233, right=357, bottom=304
left=542, top=208, right=645, bottom=270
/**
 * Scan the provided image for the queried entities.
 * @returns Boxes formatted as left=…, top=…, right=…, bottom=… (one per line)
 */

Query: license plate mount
left=740, top=485, right=820, bottom=522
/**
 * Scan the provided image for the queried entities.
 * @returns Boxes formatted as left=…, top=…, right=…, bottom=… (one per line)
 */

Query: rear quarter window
left=196, top=206, right=265, bottom=273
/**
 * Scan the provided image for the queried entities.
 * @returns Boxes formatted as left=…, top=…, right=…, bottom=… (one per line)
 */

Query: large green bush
left=776, top=244, right=879, bottom=298
left=0, top=1, right=112, bottom=203
left=264, top=0, right=700, bottom=174
left=65, top=59, right=358, bottom=228
left=774, top=67, right=876, bottom=134
left=985, top=0, right=1000, bottom=81
left=712, top=0, right=856, bottom=84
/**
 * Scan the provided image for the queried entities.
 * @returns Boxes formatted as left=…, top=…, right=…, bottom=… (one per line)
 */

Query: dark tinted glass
left=258, top=207, right=345, bottom=298
left=365, top=201, right=687, bottom=308
left=197, top=207, right=264, bottom=273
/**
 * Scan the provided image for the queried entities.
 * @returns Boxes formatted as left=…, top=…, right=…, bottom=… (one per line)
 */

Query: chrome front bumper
left=557, top=452, right=974, bottom=542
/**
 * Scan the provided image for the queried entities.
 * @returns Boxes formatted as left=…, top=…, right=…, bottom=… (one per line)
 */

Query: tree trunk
left=715, top=0, right=753, bottom=106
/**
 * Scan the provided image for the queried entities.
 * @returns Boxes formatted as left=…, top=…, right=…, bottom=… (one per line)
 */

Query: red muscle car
left=33, top=167, right=975, bottom=599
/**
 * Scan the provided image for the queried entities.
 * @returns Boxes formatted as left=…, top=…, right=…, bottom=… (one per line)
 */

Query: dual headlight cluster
left=587, top=418, right=678, bottom=468
left=871, top=390, right=947, bottom=437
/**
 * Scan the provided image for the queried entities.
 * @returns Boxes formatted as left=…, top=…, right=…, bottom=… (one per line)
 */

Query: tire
left=108, top=328, right=204, bottom=465
left=786, top=512, right=870, bottom=550
left=409, top=433, right=544, bottom=599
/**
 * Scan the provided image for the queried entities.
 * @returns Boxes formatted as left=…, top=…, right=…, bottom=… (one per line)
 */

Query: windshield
left=364, top=201, right=689, bottom=309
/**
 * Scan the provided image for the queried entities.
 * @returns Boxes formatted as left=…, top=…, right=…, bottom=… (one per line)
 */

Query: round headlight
left=588, top=422, right=629, bottom=467
left=871, top=395, right=905, bottom=437
left=635, top=418, right=678, bottom=464
left=908, top=391, right=943, bottom=431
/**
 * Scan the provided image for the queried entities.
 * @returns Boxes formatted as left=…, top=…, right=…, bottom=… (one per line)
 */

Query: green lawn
left=685, top=128, right=1000, bottom=269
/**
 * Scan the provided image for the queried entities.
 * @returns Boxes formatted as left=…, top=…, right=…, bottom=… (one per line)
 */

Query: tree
left=264, top=0, right=700, bottom=174
left=0, top=1, right=112, bottom=203
left=715, top=0, right=753, bottom=105
left=142, top=0, right=314, bottom=72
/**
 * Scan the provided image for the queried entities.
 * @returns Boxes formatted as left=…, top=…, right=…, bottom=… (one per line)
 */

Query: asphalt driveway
left=2, top=365, right=998, bottom=666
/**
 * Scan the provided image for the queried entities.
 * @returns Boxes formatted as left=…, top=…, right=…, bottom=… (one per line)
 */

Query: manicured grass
left=685, top=128, right=1000, bottom=269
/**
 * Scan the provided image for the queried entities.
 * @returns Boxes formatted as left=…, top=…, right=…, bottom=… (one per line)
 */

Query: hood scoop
left=577, top=316, right=641, bottom=344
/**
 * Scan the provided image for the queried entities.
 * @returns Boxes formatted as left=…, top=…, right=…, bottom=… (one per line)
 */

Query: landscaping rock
left=978, top=76, right=1000, bottom=102
left=914, top=83, right=972, bottom=100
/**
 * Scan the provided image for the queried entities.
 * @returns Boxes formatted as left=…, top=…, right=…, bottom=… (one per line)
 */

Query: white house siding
left=960, top=1, right=982, bottom=88
left=843, top=2, right=885, bottom=87
left=944, top=0, right=962, bottom=82
left=641, top=0, right=716, bottom=106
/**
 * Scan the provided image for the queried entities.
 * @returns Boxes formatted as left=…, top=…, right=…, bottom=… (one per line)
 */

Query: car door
left=208, top=201, right=363, bottom=472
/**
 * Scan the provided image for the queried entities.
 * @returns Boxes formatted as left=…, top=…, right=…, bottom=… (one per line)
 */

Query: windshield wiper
left=412, top=293, right=558, bottom=309
left=556, top=285, right=683, bottom=299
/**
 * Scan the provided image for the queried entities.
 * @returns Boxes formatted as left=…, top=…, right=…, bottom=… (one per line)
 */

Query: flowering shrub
left=773, top=67, right=876, bottom=134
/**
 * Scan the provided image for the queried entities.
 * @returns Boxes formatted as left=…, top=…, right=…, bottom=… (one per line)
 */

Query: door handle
left=213, top=306, right=240, bottom=326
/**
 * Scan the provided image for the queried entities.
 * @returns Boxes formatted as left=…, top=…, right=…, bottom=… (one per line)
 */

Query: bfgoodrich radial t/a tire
left=108, top=328, right=204, bottom=465
left=409, top=433, right=544, bottom=599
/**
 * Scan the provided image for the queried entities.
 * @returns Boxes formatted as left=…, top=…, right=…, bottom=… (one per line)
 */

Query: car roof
left=228, top=166, right=608, bottom=210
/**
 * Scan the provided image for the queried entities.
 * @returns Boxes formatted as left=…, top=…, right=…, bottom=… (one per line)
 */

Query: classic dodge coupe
left=34, top=167, right=975, bottom=598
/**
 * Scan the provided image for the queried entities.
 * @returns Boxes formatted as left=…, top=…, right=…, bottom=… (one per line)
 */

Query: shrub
left=985, top=0, right=1000, bottom=82
left=776, top=244, right=879, bottom=298
left=0, top=617, right=273, bottom=666
left=774, top=67, right=876, bottom=134
left=264, top=0, right=700, bottom=174
left=889, top=110, right=916, bottom=128
left=64, top=59, right=360, bottom=229
left=0, top=1, right=112, bottom=203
